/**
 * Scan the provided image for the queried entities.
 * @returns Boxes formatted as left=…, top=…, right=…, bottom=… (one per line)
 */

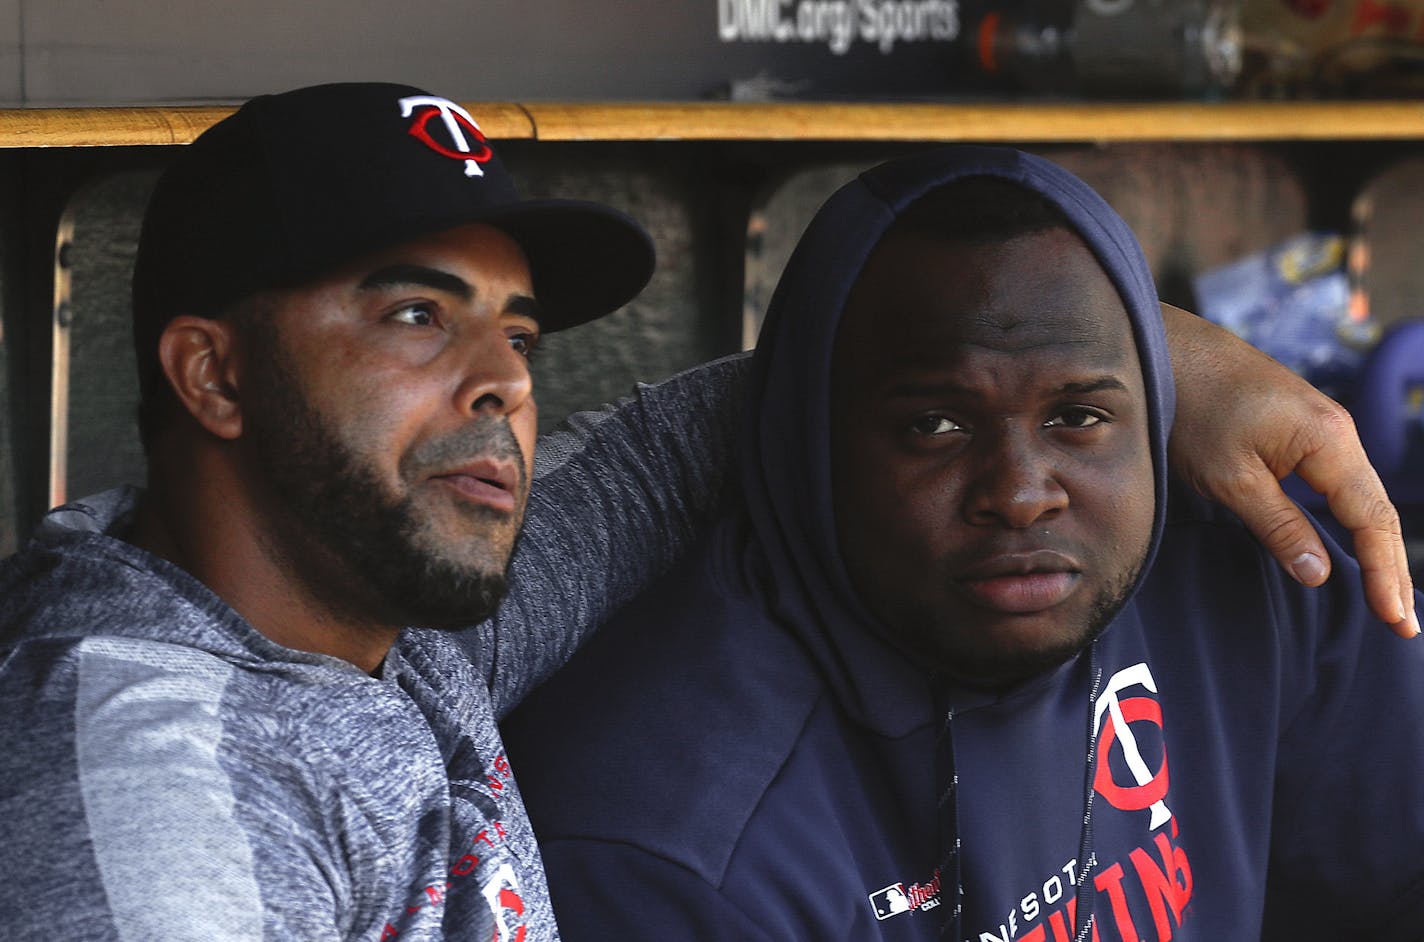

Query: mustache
left=400, top=416, right=528, bottom=486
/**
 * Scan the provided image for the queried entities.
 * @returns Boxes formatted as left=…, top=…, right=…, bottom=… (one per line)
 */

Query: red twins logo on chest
left=1093, top=662, right=1172, bottom=830
left=398, top=95, right=493, bottom=178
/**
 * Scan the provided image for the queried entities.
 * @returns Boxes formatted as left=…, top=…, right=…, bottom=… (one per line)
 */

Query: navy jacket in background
left=503, top=147, right=1424, bottom=941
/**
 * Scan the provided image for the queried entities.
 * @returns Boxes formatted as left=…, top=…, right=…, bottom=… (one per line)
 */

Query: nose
left=452, top=324, right=534, bottom=419
left=963, top=424, right=1068, bottom=528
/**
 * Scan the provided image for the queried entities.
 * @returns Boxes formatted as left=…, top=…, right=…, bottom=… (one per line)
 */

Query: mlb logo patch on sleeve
left=870, top=883, right=912, bottom=920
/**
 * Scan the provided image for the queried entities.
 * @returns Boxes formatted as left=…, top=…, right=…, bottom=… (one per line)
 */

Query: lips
left=429, top=458, right=520, bottom=513
left=956, top=550, right=1081, bottom=614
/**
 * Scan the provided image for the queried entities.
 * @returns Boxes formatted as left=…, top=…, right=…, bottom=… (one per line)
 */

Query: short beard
left=242, top=319, right=524, bottom=631
left=932, top=559, right=1143, bottom=691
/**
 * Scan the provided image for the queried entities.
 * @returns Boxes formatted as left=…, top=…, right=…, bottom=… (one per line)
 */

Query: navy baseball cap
left=132, top=82, right=655, bottom=395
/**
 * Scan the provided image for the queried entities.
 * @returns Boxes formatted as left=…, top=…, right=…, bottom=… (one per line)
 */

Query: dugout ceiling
left=1, top=0, right=970, bottom=106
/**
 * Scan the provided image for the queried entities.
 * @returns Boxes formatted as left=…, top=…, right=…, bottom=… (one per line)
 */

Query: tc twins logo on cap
left=399, top=95, right=493, bottom=178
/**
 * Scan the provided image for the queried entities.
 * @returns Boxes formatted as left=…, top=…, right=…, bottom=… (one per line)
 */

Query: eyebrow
left=1054, top=377, right=1130, bottom=396
left=505, top=294, right=544, bottom=324
left=358, top=263, right=544, bottom=324
left=886, top=375, right=1130, bottom=399
left=360, top=264, right=473, bottom=300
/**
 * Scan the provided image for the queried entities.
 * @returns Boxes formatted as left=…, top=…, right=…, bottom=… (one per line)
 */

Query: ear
left=156, top=315, right=245, bottom=441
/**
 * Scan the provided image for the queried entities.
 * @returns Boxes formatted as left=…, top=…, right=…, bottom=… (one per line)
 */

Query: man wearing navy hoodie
left=503, top=147, right=1424, bottom=940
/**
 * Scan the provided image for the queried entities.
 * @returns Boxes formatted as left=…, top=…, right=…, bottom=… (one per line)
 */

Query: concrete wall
left=742, top=142, right=1311, bottom=340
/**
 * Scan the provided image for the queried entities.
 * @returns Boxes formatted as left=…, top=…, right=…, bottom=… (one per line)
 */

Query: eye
left=1045, top=407, right=1106, bottom=429
left=388, top=303, right=437, bottom=327
left=910, top=414, right=963, bottom=436
left=508, top=330, right=541, bottom=360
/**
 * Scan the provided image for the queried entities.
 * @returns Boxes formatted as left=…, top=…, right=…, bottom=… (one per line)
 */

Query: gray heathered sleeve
left=73, top=638, right=270, bottom=941
left=469, top=353, right=749, bottom=718
left=0, top=637, right=351, bottom=941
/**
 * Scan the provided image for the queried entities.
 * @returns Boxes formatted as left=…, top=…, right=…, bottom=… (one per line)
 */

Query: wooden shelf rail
left=0, top=100, right=1422, bottom=149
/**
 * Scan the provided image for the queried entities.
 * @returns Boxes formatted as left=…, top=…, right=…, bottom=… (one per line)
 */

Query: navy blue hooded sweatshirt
left=502, top=147, right=1424, bottom=941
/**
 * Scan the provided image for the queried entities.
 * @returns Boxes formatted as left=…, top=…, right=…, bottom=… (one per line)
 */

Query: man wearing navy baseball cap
left=0, top=81, right=1414, bottom=941
left=0, top=82, right=663, bottom=941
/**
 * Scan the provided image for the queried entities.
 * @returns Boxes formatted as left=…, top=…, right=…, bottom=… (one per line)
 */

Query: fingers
left=1206, top=457, right=1332, bottom=585
left=1291, top=415, right=1419, bottom=638
left=1189, top=449, right=1417, bottom=636
left=1162, top=303, right=1417, bottom=636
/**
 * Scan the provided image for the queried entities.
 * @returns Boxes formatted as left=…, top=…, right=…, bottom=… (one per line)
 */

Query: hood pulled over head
left=739, top=146, right=1173, bottom=728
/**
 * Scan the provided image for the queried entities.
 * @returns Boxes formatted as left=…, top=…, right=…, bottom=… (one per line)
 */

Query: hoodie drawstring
left=1072, top=643, right=1103, bottom=942
left=936, top=704, right=963, bottom=938
left=936, top=645, right=1102, bottom=942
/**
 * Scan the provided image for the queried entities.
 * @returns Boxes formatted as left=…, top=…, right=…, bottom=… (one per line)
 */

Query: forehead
left=836, top=227, right=1137, bottom=380
left=260, top=222, right=534, bottom=311
left=335, top=222, right=533, bottom=287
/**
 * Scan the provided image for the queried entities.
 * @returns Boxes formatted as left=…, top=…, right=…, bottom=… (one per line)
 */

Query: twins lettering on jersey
left=398, top=95, right=493, bottom=178
left=971, top=822, right=1192, bottom=942
left=380, top=754, right=529, bottom=941
left=379, top=820, right=528, bottom=942
left=869, top=662, right=1194, bottom=941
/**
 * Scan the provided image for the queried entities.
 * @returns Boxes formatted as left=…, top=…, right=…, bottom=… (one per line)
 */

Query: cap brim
left=480, top=200, right=656, bottom=333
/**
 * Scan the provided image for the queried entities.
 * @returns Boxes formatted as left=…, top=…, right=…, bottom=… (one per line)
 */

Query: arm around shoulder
left=476, top=354, right=750, bottom=714
left=1161, top=302, right=1417, bottom=637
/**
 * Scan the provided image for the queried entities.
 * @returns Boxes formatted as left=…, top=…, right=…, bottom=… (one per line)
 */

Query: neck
left=133, top=442, right=400, bottom=674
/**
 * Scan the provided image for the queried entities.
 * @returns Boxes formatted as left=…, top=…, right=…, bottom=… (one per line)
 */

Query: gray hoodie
left=0, top=355, right=746, bottom=941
